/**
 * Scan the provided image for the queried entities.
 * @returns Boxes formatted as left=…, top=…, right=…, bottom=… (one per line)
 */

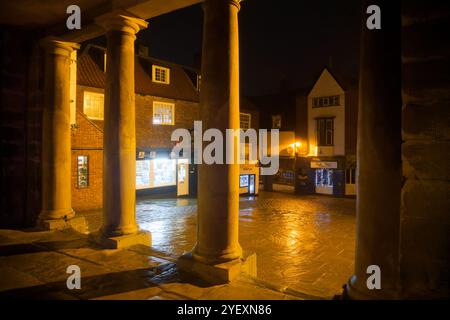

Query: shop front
left=310, top=158, right=345, bottom=197
left=239, top=163, right=259, bottom=195
left=135, top=149, right=189, bottom=197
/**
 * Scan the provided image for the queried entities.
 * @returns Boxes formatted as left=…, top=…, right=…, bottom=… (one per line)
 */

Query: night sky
left=114, top=0, right=362, bottom=96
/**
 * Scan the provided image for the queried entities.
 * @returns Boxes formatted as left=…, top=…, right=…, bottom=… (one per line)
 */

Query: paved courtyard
left=83, top=191, right=356, bottom=297
left=0, top=191, right=356, bottom=299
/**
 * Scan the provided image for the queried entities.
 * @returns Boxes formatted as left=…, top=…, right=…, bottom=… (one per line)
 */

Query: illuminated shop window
left=240, top=112, right=251, bottom=130
left=136, top=158, right=177, bottom=189
left=136, top=160, right=151, bottom=189
left=83, top=91, right=104, bottom=120
left=152, top=65, right=170, bottom=84
left=153, top=101, right=175, bottom=125
left=152, top=158, right=176, bottom=187
left=77, top=155, right=89, bottom=188
left=240, top=175, right=249, bottom=187
left=315, top=169, right=333, bottom=187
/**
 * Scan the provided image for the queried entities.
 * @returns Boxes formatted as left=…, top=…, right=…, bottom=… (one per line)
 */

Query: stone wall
left=0, top=29, right=42, bottom=228
left=401, top=1, right=450, bottom=298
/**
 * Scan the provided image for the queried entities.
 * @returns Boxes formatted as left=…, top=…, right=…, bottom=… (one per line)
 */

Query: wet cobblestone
left=82, top=191, right=356, bottom=298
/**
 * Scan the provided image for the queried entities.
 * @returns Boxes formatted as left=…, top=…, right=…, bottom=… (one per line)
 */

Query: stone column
left=345, top=1, right=402, bottom=299
left=178, top=0, right=256, bottom=284
left=93, top=13, right=150, bottom=249
left=39, top=38, right=82, bottom=230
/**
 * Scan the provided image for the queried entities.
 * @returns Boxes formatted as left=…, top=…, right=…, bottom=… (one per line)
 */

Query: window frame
left=152, top=65, right=170, bottom=84
left=346, top=168, right=356, bottom=184
left=272, top=115, right=282, bottom=129
left=77, top=155, right=89, bottom=188
left=83, top=91, right=104, bottom=120
left=316, top=117, right=334, bottom=147
left=240, top=175, right=249, bottom=187
left=240, top=112, right=252, bottom=130
left=152, top=101, right=175, bottom=125
left=312, top=95, right=341, bottom=108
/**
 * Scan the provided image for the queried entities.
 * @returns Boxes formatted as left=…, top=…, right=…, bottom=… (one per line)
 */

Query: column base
left=177, top=252, right=257, bottom=285
left=343, top=275, right=399, bottom=300
left=38, top=216, right=87, bottom=233
left=89, top=230, right=151, bottom=249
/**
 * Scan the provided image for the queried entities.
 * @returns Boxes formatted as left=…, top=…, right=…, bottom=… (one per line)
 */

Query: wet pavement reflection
left=135, top=191, right=356, bottom=297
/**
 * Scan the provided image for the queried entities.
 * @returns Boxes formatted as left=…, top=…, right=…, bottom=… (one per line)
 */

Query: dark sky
left=120, top=0, right=362, bottom=96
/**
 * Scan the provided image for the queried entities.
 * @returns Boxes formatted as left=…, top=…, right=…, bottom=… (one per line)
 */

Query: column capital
left=96, top=11, right=148, bottom=34
left=203, top=0, right=241, bottom=11
left=40, top=37, right=79, bottom=56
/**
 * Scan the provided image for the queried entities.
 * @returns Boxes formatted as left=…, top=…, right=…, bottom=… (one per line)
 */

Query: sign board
left=311, top=161, right=338, bottom=169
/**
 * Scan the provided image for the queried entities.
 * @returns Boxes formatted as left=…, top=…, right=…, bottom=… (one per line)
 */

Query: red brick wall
left=71, top=86, right=104, bottom=211
left=72, top=86, right=201, bottom=210
left=71, top=150, right=103, bottom=211
left=136, top=94, right=200, bottom=149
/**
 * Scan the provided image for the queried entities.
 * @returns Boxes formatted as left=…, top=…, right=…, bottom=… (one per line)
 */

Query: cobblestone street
left=84, top=191, right=356, bottom=298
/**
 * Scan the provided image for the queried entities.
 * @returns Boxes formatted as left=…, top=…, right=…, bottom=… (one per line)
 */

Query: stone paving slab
left=0, top=192, right=356, bottom=300
left=0, top=229, right=302, bottom=300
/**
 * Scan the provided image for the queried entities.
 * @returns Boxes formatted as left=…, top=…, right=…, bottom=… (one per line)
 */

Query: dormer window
left=152, top=65, right=170, bottom=84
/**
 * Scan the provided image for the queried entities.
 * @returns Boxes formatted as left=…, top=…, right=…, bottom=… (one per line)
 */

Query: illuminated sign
left=311, top=161, right=338, bottom=169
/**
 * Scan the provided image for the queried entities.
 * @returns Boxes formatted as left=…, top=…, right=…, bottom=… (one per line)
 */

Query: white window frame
left=152, top=101, right=175, bottom=125
left=152, top=65, right=170, bottom=84
left=83, top=91, right=104, bottom=120
left=240, top=112, right=251, bottom=130
left=77, top=155, right=89, bottom=188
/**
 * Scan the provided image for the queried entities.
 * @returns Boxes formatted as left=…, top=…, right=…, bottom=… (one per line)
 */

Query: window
left=312, top=95, right=340, bottom=108
left=346, top=168, right=356, bottom=184
left=240, top=112, right=251, bottom=130
left=136, top=159, right=177, bottom=189
left=315, top=169, right=333, bottom=187
left=316, top=118, right=334, bottom=146
left=240, top=175, right=249, bottom=187
left=83, top=91, right=104, bottom=120
left=77, top=156, right=89, bottom=188
left=272, top=115, right=282, bottom=129
left=153, top=101, right=175, bottom=125
left=152, top=65, right=170, bottom=84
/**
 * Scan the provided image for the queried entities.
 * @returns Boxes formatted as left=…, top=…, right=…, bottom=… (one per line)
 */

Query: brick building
left=71, top=44, right=259, bottom=211
left=71, top=44, right=201, bottom=211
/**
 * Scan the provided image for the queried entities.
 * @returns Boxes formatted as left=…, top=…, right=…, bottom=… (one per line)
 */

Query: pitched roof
left=307, top=66, right=358, bottom=95
left=77, top=45, right=200, bottom=102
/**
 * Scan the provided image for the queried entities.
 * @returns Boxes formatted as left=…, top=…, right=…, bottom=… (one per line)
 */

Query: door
left=249, top=174, right=255, bottom=195
left=315, top=169, right=333, bottom=195
left=177, top=159, right=189, bottom=196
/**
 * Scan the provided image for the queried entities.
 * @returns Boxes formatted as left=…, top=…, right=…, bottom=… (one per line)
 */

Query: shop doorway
left=177, top=158, right=189, bottom=196
left=249, top=174, right=256, bottom=195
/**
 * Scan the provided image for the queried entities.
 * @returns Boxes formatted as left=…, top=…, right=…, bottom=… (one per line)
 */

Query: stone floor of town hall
left=0, top=192, right=356, bottom=300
